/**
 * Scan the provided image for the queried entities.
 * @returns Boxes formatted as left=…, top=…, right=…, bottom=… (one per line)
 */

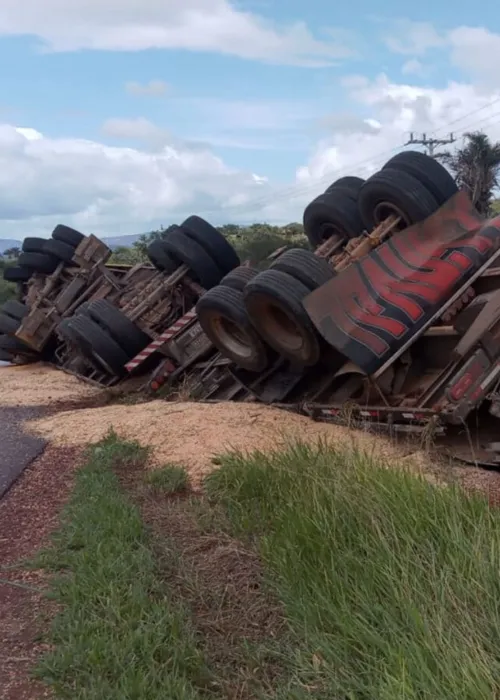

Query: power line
left=194, top=97, right=500, bottom=219
left=433, top=95, right=500, bottom=138
left=240, top=97, right=500, bottom=214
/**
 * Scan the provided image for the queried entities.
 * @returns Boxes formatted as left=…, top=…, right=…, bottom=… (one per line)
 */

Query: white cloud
left=125, top=80, right=169, bottom=96
left=101, top=118, right=172, bottom=148
left=102, top=101, right=315, bottom=153
left=185, top=97, right=315, bottom=132
left=401, top=59, right=425, bottom=76
left=383, top=21, right=500, bottom=90
left=0, top=0, right=356, bottom=66
left=318, top=112, right=382, bottom=135
left=296, top=75, right=500, bottom=193
left=0, top=123, right=275, bottom=239
left=448, top=27, right=500, bottom=89
left=3, top=76, right=500, bottom=240
left=384, top=20, right=445, bottom=55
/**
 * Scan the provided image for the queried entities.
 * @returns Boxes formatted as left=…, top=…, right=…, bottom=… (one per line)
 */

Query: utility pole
left=405, top=132, right=456, bottom=158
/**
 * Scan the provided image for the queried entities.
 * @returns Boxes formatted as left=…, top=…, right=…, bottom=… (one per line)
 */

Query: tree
left=132, top=225, right=178, bottom=259
left=109, top=246, right=144, bottom=265
left=224, top=223, right=309, bottom=267
left=2, top=247, right=20, bottom=259
left=109, top=222, right=309, bottom=268
left=438, top=131, right=500, bottom=216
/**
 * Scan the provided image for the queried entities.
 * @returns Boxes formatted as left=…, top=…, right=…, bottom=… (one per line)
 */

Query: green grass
left=205, top=441, right=500, bottom=700
left=35, top=433, right=210, bottom=700
left=0, top=276, right=16, bottom=304
left=145, top=464, right=190, bottom=494
left=35, top=432, right=500, bottom=699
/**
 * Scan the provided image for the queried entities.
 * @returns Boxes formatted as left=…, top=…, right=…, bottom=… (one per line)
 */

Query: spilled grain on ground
left=27, top=400, right=432, bottom=487
left=0, top=363, right=99, bottom=407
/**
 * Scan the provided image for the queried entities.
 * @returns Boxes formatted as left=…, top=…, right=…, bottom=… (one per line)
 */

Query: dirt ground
left=0, top=445, right=83, bottom=700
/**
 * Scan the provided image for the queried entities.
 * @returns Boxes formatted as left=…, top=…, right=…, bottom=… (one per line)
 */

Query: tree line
left=111, top=222, right=310, bottom=266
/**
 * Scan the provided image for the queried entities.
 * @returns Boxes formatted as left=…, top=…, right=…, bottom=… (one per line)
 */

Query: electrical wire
left=194, top=94, right=500, bottom=219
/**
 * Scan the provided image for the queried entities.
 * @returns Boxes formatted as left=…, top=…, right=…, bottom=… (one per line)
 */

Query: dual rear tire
left=58, top=299, right=150, bottom=377
left=146, top=216, right=240, bottom=290
left=199, top=152, right=459, bottom=371
left=303, top=150, right=458, bottom=248
left=196, top=251, right=336, bottom=371
left=59, top=220, right=241, bottom=377
left=3, top=225, right=86, bottom=284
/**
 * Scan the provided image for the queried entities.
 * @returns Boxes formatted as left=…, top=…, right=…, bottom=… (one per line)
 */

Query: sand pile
left=27, top=400, right=429, bottom=486
left=0, top=363, right=99, bottom=407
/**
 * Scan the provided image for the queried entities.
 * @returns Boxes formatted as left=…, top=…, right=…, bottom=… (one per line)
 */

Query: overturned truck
left=4, top=151, right=500, bottom=461
left=0, top=216, right=240, bottom=382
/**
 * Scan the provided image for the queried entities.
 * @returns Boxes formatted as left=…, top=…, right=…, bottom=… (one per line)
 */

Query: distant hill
left=0, top=233, right=143, bottom=255
left=101, top=234, right=143, bottom=249
left=0, top=239, right=22, bottom=254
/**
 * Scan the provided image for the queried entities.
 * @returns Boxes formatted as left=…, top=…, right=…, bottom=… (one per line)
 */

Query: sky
left=1, top=0, right=500, bottom=239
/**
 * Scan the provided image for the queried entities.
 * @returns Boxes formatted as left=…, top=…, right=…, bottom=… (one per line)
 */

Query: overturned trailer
left=185, top=191, right=500, bottom=467
left=6, top=150, right=500, bottom=463
left=1, top=216, right=241, bottom=383
left=122, top=153, right=500, bottom=464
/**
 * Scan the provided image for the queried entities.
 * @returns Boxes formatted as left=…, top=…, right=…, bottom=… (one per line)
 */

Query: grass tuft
left=205, top=440, right=500, bottom=699
left=145, top=464, right=190, bottom=495
left=35, top=431, right=209, bottom=699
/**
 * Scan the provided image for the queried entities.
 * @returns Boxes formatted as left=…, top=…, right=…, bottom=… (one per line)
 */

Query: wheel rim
left=373, top=201, right=411, bottom=229
left=318, top=222, right=348, bottom=243
left=254, top=297, right=314, bottom=360
left=211, top=314, right=254, bottom=360
left=91, top=350, right=120, bottom=376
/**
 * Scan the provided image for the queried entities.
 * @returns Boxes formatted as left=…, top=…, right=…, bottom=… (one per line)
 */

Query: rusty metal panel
left=304, top=191, right=500, bottom=375
left=72, top=234, right=111, bottom=268
left=24, top=274, right=46, bottom=307
left=168, top=322, right=212, bottom=364
left=453, top=288, right=500, bottom=359
left=437, top=349, right=493, bottom=424
left=15, top=308, right=58, bottom=351
left=54, top=277, right=87, bottom=313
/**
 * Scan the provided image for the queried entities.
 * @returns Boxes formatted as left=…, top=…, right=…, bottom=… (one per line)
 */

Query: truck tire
left=52, top=224, right=85, bottom=247
left=3, top=266, right=32, bottom=283
left=65, top=315, right=130, bottom=376
left=74, top=301, right=92, bottom=316
left=383, top=151, right=458, bottom=204
left=303, top=191, right=365, bottom=248
left=244, top=269, right=321, bottom=366
left=162, top=226, right=224, bottom=289
left=146, top=239, right=178, bottom=274
left=0, top=333, right=33, bottom=353
left=271, top=248, right=335, bottom=291
left=22, top=237, right=46, bottom=253
left=180, top=215, right=240, bottom=274
left=18, top=252, right=59, bottom=274
left=0, top=348, right=11, bottom=362
left=87, top=299, right=149, bottom=357
left=325, top=176, right=365, bottom=198
left=57, top=318, right=78, bottom=342
left=0, top=312, right=20, bottom=335
left=358, top=168, right=439, bottom=230
left=196, top=285, right=269, bottom=372
left=43, top=239, right=77, bottom=263
left=2, top=300, right=28, bottom=320
left=220, top=266, right=258, bottom=292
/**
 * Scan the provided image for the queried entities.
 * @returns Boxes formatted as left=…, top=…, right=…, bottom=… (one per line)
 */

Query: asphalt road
left=0, top=406, right=47, bottom=499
